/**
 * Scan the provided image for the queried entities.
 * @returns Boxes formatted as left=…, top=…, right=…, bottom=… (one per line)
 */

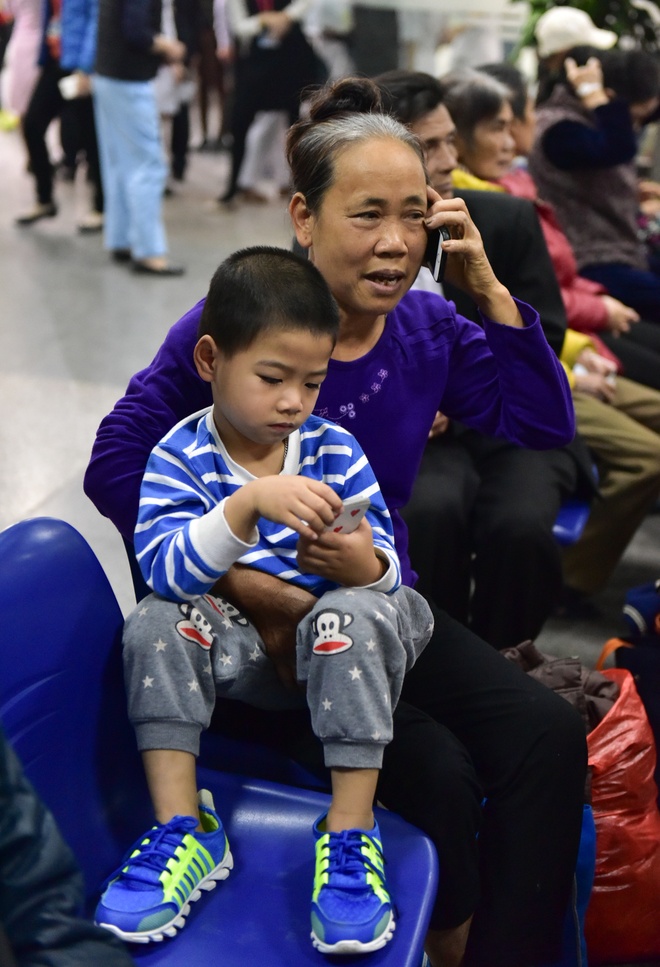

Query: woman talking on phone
left=85, top=77, right=586, bottom=967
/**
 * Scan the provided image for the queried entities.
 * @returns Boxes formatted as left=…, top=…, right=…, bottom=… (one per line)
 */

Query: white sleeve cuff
left=357, top=554, right=398, bottom=594
left=187, top=498, right=258, bottom=574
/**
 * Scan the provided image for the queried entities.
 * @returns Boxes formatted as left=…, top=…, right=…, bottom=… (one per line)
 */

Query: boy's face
left=195, top=327, right=333, bottom=454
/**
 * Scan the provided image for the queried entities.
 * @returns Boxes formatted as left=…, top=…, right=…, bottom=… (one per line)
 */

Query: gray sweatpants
left=123, top=585, right=433, bottom=770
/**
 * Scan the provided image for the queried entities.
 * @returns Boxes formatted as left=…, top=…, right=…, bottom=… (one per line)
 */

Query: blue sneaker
left=95, top=789, right=232, bottom=943
left=311, top=814, right=395, bottom=955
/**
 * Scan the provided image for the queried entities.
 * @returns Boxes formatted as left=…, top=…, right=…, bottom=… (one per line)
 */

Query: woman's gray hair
left=440, top=68, right=511, bottom=144
left=287, top=98, right=427, bottom=213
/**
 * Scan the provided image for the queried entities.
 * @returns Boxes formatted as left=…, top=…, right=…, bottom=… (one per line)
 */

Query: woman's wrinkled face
left=292, top=137, right=429, bottom=323
left=457, top=101, right=516, bottom=182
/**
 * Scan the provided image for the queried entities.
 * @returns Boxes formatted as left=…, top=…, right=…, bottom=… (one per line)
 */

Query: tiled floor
left=1, top=119, right=660, bottom=650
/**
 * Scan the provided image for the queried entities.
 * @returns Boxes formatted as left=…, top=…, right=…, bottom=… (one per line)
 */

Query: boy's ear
left=193, top=335, right=218, bottom=382
left=289, top=192, right=314, bottom=250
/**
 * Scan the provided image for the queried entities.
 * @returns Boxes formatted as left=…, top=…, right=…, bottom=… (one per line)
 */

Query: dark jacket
left=95, top=0, right=162, bottom=80
left=0, top=727, right=134, bottom=967
left=529, top=86, right=646, bottom=272
left=447, top=189, right=567, bottom=357
left=446, top=188, right=596, bottom=496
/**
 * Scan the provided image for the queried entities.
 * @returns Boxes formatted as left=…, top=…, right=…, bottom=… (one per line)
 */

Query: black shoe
left=132, top=259, right=185, bottom=276
left=111, top=248, right=132, bottom=263
left=15, top=202, right=58, bottom=225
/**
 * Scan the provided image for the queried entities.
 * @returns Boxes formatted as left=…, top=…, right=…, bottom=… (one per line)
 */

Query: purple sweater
left=85, top=289, right=574, bottom=586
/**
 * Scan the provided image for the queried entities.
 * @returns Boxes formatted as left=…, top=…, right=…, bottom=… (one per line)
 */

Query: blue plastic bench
left=0, top=517, right=438, bottom=967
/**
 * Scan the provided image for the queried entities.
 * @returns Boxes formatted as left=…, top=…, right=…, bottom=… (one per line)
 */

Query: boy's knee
left=123, top=593, right=183, bottom=650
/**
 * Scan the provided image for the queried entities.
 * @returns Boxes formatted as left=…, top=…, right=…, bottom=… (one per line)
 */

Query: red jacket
left=499, top=168, right=627, bottom=371
left=499, top=168, right=610, bottom=334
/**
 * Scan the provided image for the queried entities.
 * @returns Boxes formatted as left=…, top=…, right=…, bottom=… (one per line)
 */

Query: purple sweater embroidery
left=85, top=289, right=574, bottom=586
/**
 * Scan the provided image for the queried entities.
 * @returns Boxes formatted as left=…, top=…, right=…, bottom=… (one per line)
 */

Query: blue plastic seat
left=0, top=517, right=438, bottom=967
left=552, top=466, right=599, bottom=547
left=552, top=497, right=593, bottom=547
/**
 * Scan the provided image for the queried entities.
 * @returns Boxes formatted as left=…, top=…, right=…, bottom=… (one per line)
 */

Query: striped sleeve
left=134, top=412, right=256, bottom=601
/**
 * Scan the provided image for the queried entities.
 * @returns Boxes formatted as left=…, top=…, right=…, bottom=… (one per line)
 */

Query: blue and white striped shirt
left=136, top=409, right=401, bottom=601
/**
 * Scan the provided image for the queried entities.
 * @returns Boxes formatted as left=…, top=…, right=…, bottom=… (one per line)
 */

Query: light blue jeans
left=93, top=75, right=168, bottom=259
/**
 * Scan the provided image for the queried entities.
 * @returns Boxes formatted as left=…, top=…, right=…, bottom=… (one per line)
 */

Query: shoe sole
left=96, top=849, right=234, bottom=943
left=311, top=911, right=395, bottom=955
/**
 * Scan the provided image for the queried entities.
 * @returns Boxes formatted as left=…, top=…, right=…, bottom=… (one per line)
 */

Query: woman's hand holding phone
left=425, top=187, right=522, bottom=328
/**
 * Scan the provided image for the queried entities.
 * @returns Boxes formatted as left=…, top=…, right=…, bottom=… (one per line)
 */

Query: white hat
left=534, top=7, right=618, bottom=58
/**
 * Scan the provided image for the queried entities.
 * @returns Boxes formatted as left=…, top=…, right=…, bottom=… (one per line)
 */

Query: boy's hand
left=225, top=475, right=342, bottom=543
left=297, top=518, right=386, bottom=587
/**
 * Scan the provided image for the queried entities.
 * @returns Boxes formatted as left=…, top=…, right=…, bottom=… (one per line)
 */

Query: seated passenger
left=374, top=68, right=591, bottom=646
left=480, top=59, right=660, bottom=394
left=84, top=77, right=587, bottom=967
left=440, top=65, right=660, bottom=610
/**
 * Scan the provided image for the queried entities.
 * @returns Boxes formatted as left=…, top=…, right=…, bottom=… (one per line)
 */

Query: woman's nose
left=375, top=222, right=407, bottom=252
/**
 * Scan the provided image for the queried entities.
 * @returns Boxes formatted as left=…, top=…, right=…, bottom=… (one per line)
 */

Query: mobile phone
left=325, top=495, right=371, bottom=535
left=425, top=226, right=451, bottom=283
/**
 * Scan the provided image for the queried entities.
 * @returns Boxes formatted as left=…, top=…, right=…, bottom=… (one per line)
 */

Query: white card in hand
left=326, top=496, right=370, bottom=534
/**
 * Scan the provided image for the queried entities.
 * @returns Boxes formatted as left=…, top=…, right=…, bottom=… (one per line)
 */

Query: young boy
left=94, top=247, right=433, bottom=955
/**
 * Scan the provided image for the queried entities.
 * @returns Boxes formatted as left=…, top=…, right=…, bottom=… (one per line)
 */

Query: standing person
left=217, top=0, right=325, bottom=205
left=154, top=0, right=201, bottom=185
left=93, top=0, right=187, bottom=274
left=195, top=0, right=228, bottom=150
left=84, top=77, right=587, bottom=967
left=214, top=0, right=292, bottom=202
left=374, top=68, right=591, bottom=648
left=1, top=0, right=41, bottom=132
left=94, top=246, right=432, bottom=953
left=13, top=0, right=104, bottom=228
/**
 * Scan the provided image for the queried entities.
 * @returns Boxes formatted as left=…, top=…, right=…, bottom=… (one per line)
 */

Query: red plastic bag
left=585, top=667, right=660, bottom=964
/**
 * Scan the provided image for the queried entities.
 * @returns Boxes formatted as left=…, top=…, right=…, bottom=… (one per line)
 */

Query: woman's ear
left=193, top=335, right=217, bottom=382
left=289, top=192, right=314, bottom=249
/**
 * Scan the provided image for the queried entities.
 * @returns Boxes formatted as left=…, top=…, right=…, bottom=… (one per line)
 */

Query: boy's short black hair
left=198, top=246, right=340, bottom=353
